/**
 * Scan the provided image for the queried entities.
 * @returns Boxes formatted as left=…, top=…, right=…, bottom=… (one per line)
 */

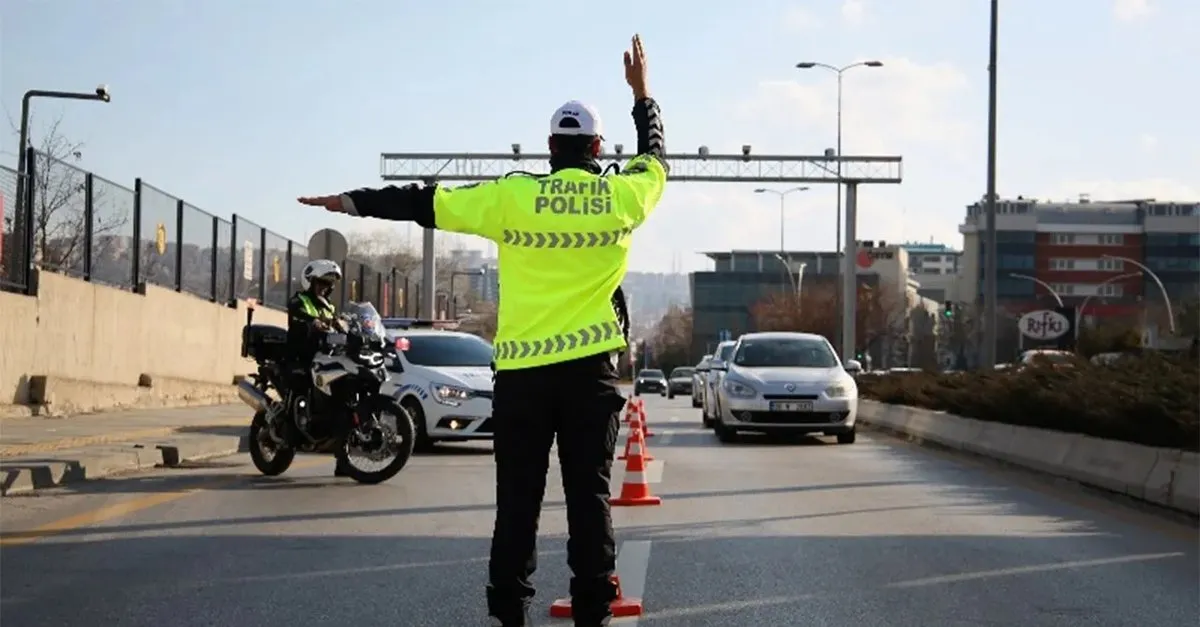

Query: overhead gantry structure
left=379, top=147, right=903, bottom=362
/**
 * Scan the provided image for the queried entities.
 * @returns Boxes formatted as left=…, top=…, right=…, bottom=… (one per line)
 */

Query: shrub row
left=858, top=353, right=1199, bottom=452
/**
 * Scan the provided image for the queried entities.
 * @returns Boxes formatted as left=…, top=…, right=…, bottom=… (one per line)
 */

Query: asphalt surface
left=1, top=392, right=1196, bottom=626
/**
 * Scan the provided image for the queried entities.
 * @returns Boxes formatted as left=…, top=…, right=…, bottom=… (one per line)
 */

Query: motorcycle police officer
left=287, top=259, right=350, bottom=477
left=298, top=35, right=666, bottom=626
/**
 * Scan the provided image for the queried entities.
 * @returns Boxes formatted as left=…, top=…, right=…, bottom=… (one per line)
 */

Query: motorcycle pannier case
left=242, top=324, right=289, bottom=361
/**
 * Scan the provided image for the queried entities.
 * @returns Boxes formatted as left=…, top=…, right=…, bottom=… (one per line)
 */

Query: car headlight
left=824, top=383, right=854, bottom=398
left=723, top=379, right=757, bottom=398
left=431, top=384, right=471, bottom=405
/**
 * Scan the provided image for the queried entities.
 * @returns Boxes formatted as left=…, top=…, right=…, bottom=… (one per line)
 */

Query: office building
left=959, top=196, right=1199, bottom=327
left=900, top=242, right=963, bottom=303
left=690, top=244, right=941, bottom=367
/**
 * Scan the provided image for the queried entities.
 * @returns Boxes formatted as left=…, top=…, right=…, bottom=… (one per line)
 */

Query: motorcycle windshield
left=345, top=302, right=387, bottom=343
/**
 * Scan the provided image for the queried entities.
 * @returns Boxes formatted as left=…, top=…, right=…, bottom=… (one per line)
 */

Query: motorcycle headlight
left=431, top=384, right=471, bottom=405
left=723, top=379, right=757, bottom=398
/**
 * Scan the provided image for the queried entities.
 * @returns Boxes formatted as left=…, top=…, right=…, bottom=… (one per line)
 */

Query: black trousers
left=486, top=352, right=625, bottom=626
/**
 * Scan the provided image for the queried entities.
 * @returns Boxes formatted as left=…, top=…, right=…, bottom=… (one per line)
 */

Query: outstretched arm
left=297, top=180, right=506, bottom=241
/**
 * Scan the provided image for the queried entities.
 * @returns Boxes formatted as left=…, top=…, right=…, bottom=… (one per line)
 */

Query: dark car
left=633, top=369, right=667, bottom=396
left=666, top=367, right=694, bottom=399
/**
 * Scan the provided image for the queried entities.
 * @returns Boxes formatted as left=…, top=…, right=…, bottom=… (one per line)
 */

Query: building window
left=1050, top=258, right=1075, bottom=270
left=1051, top=284, right=1075, bottom=295
left=1098, top=283, right=1123, bottom=297
left=1052, top=233, right=1075, bottom=245
left=1099, top=234, right=1124, bottom=245
left=1097, top=258, right=1124, bottom=271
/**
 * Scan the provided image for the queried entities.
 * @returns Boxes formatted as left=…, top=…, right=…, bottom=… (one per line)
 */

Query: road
left=1, top=393, right=1196, bottom=626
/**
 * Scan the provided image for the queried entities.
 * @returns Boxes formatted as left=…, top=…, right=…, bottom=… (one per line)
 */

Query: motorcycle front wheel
left=249, top=410, right=296, bottom=476
left=336, top=403, right=416, bottom=485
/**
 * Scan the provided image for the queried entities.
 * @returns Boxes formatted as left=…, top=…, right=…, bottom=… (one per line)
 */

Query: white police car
left=380, top=319, right=495, bottom=451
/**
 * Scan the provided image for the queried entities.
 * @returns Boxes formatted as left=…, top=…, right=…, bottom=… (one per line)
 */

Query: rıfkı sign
left=1019, top=309, right=1070, bottom=340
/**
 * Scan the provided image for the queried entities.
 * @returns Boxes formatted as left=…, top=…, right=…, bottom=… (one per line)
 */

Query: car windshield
left=716, top=343, right=736, bottom=361
left=639, top=370, right=665, bottom=379
left=398, top=334, right=494, bottom=367
left=670, top=368, right=694, bottom=378
left=344, top=302, right=386, bottom=343
left=733, top=337, right=839, bottom=368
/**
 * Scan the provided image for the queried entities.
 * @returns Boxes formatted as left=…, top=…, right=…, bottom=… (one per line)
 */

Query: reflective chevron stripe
left=500, top=228, right=631, bottom=249
left=493, top=321, right=623, bottom=361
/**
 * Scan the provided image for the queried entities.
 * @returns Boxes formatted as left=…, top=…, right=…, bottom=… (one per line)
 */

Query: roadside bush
left=859, top=353, right=1199, bottom=451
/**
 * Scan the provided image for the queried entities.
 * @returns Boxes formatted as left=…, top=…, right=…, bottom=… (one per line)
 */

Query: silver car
left=709, top=332, right=861, bottom=444
left=690, top=355, right=712, bottom=408
left=702, top=340, right=738, bottom=428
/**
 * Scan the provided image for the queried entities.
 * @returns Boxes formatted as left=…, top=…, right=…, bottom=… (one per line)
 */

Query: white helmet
left=301, top=259, right=343, bottom=290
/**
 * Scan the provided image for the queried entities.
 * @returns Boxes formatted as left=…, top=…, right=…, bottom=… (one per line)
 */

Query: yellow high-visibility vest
left=432, top=155, right=667, bottom=370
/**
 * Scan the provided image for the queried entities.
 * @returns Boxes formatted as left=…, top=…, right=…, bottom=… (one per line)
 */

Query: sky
left=3, top=0, right=1197, bottom=273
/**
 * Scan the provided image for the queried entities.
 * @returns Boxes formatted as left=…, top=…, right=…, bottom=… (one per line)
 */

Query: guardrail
left=857, top=399, right=1199, bottom=515
left=1, top=148, right=414, bottom=316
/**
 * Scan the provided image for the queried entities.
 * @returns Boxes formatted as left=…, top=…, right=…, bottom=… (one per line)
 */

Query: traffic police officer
left=298, top=35, right=667, bottom=627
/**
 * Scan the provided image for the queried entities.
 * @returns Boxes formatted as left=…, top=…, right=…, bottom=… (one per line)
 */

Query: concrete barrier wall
left=1, top=271, right=285, bottom=415
left=858, top=400, right=1199, bottom=516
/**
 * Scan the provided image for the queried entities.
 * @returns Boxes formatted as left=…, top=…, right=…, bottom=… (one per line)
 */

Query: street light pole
left=794, top=61, right=884, bottom=253
left=1008, top=273, right=1064, bottom=307
left=1102, top=255, right=1176, bottom=333
left=794, top=60, right=883, bottom=358
left=982, top=0, right=1000, bottom=368
left=753, top=186, right=810, bottom=252
left=12, top=86, right=112, bottom=290
left=1078, top=272, right=1143, bottom=328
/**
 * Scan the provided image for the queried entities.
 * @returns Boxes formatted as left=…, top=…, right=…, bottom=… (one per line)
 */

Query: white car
left=709, top=332, right=861, bottom=444
left=691, top=354, right=712, bottom=408
left=702, top=340, right=738, bottom=428
left=381, top=325, right=495, bottom=451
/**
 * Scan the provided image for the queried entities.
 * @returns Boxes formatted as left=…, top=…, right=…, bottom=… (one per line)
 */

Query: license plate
left=770, top=401, right=814, bottom=412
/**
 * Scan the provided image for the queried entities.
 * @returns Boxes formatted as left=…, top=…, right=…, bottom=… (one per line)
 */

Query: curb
left=0, top=432, right=248, bottom=496
left=857, top=400, right=1199, bottom=517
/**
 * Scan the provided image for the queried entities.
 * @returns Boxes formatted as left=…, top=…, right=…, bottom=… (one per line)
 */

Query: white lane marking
left=885, top=552, right=1187, bottom=589
left=612, top=540, right=653, bottom=626
left=668, top=415, right=680, bottom=423
left=657, top=432, right=674, bottom=446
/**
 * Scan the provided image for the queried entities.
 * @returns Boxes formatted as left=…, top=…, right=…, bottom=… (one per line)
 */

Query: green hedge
left=858, top=353, right=1199, bottom=452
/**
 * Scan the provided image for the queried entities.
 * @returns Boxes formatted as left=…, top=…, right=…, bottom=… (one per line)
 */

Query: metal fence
left=2, top=148, right=415, bottom=316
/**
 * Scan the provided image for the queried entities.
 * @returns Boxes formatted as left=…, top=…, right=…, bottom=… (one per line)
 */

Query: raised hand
left=623, top=34, right=649, bottom=100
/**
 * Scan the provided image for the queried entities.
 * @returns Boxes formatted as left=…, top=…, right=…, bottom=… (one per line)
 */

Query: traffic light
left=942, top=301, right=955, bottom=319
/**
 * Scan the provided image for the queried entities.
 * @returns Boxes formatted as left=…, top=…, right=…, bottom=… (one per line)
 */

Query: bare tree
left=750, top=282, right=909, bottom=365
left=649, top=305, right=693, bottom=371
left=14, top=114, right=129, bottom=278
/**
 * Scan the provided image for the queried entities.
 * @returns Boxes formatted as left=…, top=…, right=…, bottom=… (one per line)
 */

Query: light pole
left=1102, top=255, right=1176, bottom=333
left=1008, top=273, right=1064, bottom=307
left=754, top=186, right=810, bottom=252
left=982, top=0, right=1000, bottom=368
left=1078, top=272, right=1143, bottom=329
left=794, top=60, right=883, bottom=359
left=793, top=60, right=883, bottom=253
left=11, top=86, right=111, bottom=290
left=772, top=253, right=806, bottom=296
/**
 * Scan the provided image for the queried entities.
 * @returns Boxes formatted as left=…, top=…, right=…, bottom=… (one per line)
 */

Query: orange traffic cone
left=622, top=400, right=637, bottom=424
left=618, top=419, right=653, bottom=461
left=549, top=574, right=644, bottom=618
left=636, top=398, right=656, bottom=437
left=610, top=429, right=661, bottom=507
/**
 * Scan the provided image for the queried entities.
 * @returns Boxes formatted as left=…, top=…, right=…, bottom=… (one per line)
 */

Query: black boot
left=334, top=460, right=350, bottom=477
